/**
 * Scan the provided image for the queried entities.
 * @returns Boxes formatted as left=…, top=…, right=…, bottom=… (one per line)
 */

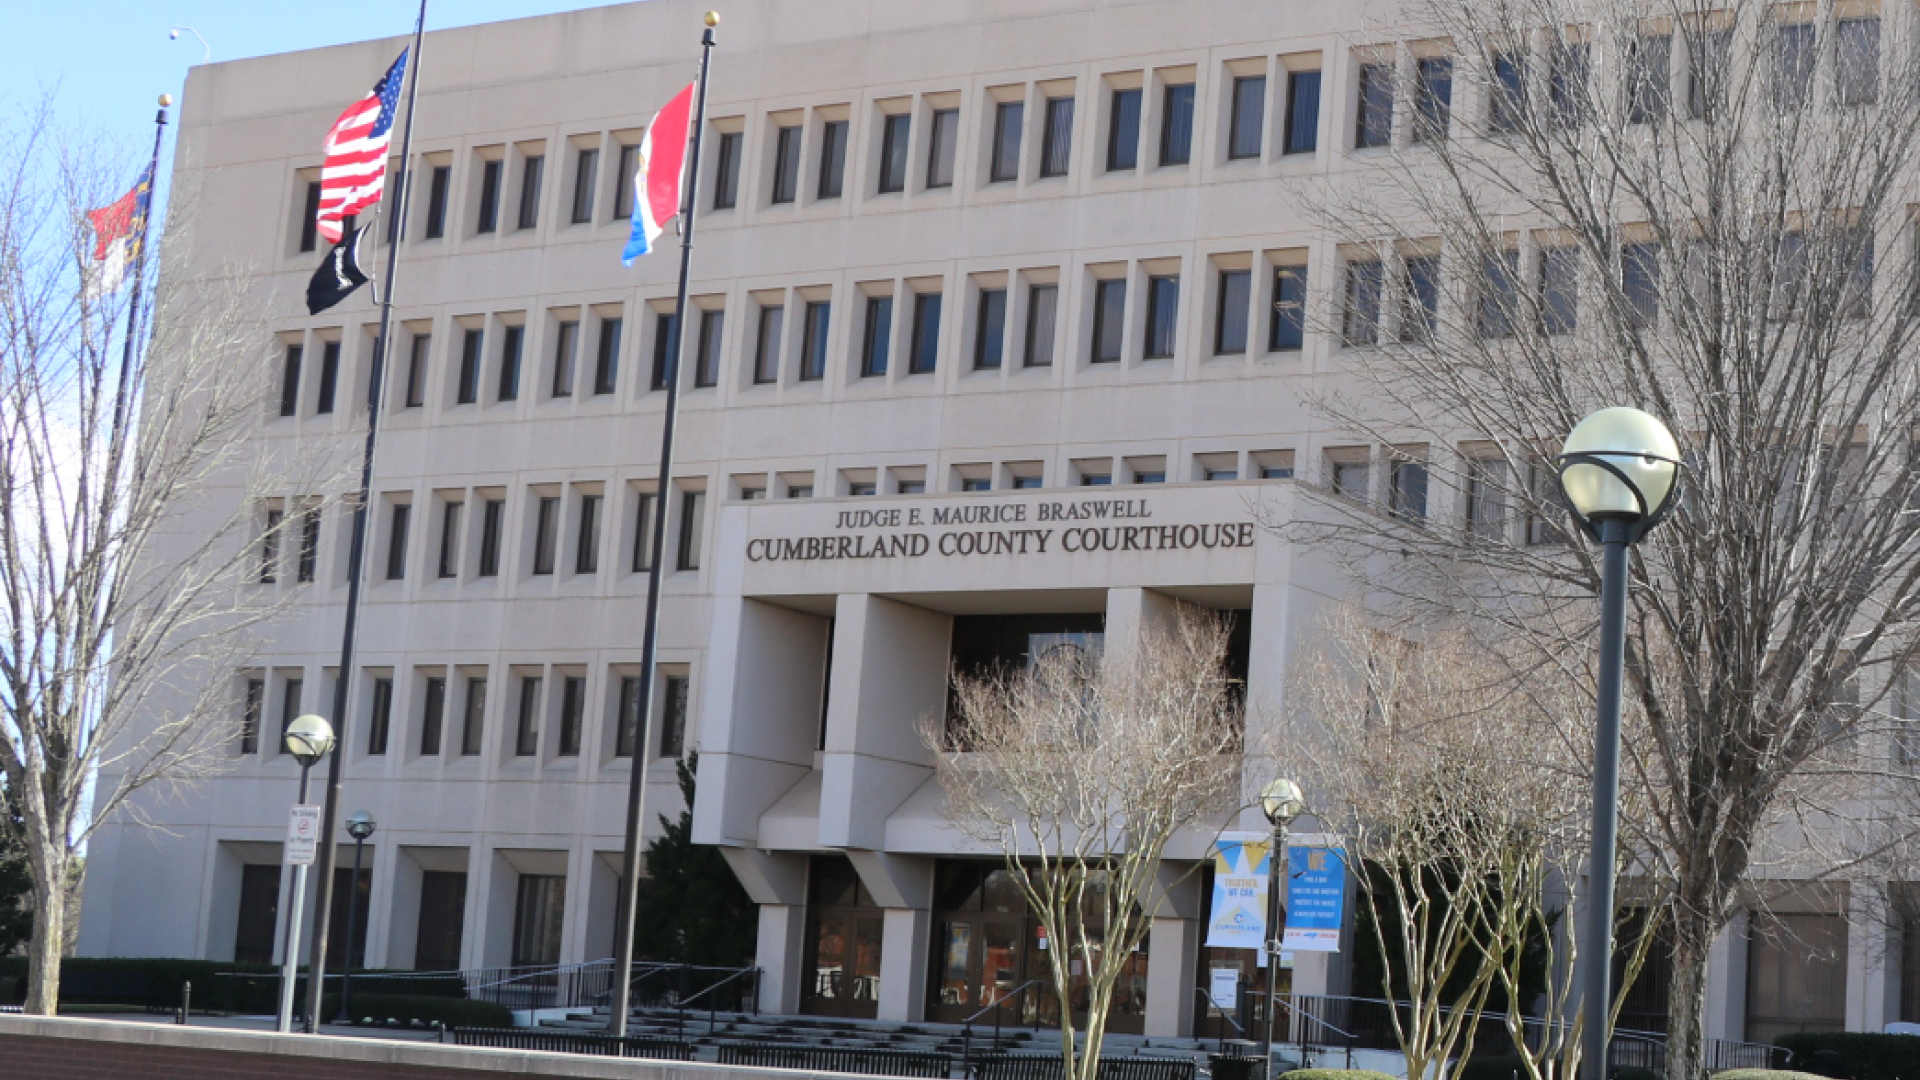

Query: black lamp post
left=333, top=810, right=377, bottom=1025
left=1259, top=777, right=1305, bottom=1077
left=1556, top=407, right=1681, bottom=1080
left=276, top=715, right=336, bottom=1034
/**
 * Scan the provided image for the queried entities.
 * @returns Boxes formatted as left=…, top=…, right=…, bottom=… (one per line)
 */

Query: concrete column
left=692, top=598, right=827, bottom=848
left=757, top=905, right=809, bottom=1015
left=819, top=594, right=949, bottom=850
left=1703, top=912, right=1747, bottom=1042
left=1848, top=883, right=1897, bottom=1033
left=879, top=908, right=933, bottom=1022
left=1145, top=917, right=1200, bottom=1037
left=1102, top=587, right=1178, bottom=665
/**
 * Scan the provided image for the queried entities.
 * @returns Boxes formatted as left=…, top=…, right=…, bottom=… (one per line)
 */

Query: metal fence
left=447, top=1026, right=693, bottom=1059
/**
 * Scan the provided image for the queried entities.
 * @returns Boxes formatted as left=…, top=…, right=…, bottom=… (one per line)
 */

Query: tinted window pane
left=1284, top=71, right=1321, bottom=154
left=1108, top=88, right=1142, bottom=170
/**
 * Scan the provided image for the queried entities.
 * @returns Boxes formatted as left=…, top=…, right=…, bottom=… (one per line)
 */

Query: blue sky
left=15, top=1, right=628, bottom=155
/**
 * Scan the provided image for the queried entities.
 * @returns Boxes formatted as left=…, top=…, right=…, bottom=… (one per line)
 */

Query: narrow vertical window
left=570, top=146, right=598, bottom=224
left=927, top=109, right=959, bottom=188
left=1539, top=247, right=1579, bottom=335
left=1284, top=71, right=1321, bottom=154
left=677, top=490, right=705, bottom=571
left=755, top=305, right=785, bottom=384
left=279, top=677, right=304, bottom=749
left=551, top=319, right=578, bottom=397
left=862, top=295, right=894, bottom=377
left=1271, top=265, right=1307, bottom=351
left=1774, top=23, right=1816, bottom=112
left=241, top=678, right=264, bottom=755
left=1040, top=96, right=1074, bottom=177
left=659, top=674, right=690, bottom=758
left=297, top=506, right=320, bottom=583
left=457, top=328, right=483, bottom=404
left=367, top=678, right=392, bottom=756
left=1479, top=250, right=1520, bottom=339
left=878, top=114, right=911, bottom=193
left=557, top=676, right=585, bottom=756
left=632, top=492, right=658, bottom=572
left=1401, top=254, right=1441, bottom=343
left=991, top=101, right=1025, bottom=183
left=801, top=302, right=830, bottom=381
left=1343, top=259, right=1384, bottom=346
left=695, top=310, right=724, bottom=387
left=712, top=130, right=742, bottom=209
left=1215, top=269, right=1250, bottom=354
left=279, top=345, right=302, bottom=417
left=478, top=498, right=504, bottom=577
left=1025, top=284, right=1058, bottom=367
left=1842, top=228, right=1874, bottom=320
left=1465, top=458, right=1506, bottom=540
left=910, top=293, right=942, bottom=374
left=300, top=181, right=322, bottom=253
left=593, top=316, right=622, bottom=395
left=385, top=504, right=410, bottom=580
left=1414, top=57, right=1452, bottom=142
left=1092, top=279, right=1127, bottom=362
left=818, top=120, right=848, bottom=199
left=975, top=289, right=1007, bottom=369
left=1628, top=35, right=1671, bottom=123
left=404, top=334, right=429, bottom=409
left=259, top=508, right=283, bottom=584
left=317, top=342, right=339, bottom=414
left=424, top=164, right=451, bottom=238
left=515, top=675, right=541, bottom=756
left=1389, top=459, right=1430, bottom=523
left=1108, top=88, right=1142, bottom=171
left=387, top=166, right=407, bottom=244
left=1490, top=52, right=1527, bottom=133
left=614, top=144, right=637, bottom=219
left=462, top=677, right=487, bottom=755
left=517, top=154, right=543, bottom=230
left=532, top=496, right=558, bottom=575
left=477, top=159, right=503, bottom=233
left=1144, top=275, right=1179, bottom=359
left=1356, top=63, right=1393, bottom=147
left=1229, top=75, right=1266, bottom=159
left=420, top=676, right=446, bottom=756
left=772, top=125, right=803, bottom=203
left=1550, top=41, right=1589, bottom=129
left=1837, top=18, right=1880, bottom=106
left=576, top=493, right=601, bottom=574
left=616, top=676, right=642, bottom=758
left=437, top=500, right=463, bottom=579
left=497, top=325, right=523, bottom=402
left=1160, top=83, right=1195, bottom=164
left=651, top=311, right=680, bottom=391
left=1689, top=31, right=1731, bottom=121
left=1622, top=243, right=1661, bottom=329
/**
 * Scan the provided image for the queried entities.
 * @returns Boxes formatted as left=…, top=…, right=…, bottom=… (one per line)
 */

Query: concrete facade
left=78, top=0, right=1903, bottom=1045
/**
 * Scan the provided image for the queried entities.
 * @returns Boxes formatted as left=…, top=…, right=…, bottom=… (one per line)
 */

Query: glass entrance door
left=803, top=912, right=882, bottom=1017
left=931, top=916, right=1034, bottom=1024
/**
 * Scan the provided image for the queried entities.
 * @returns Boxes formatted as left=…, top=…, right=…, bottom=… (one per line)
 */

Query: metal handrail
left=962, top=978, right=1049, bottom=1075
left=963, top=978, right=1047, bottom=1027
left=670, top=965, right=762, bottom=1040
left=1196, top=985, right=1246, bottom=1055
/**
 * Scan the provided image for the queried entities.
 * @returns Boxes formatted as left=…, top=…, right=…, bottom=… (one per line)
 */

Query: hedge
left=1455, top=1058, right=1656, bottom=1080
left=1772, top=1034, right=1920, bottom=1080
left=1278, top=1070, right=1398, bottom=1080
left=0, top=958, right=466, bottom=1013
left=1711, top=1071, right=1831, bottom=1080
left=322, top=993, right=511, bottom=1029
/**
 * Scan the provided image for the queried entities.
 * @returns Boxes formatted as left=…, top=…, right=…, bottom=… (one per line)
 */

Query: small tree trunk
left=1662, top=913, right=1713, bottom=1080
left=25, top=847, right=67, bottom=1016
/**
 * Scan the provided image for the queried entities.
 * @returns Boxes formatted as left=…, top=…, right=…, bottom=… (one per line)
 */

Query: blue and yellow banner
left=1204, top=831, right=1271, bottom=950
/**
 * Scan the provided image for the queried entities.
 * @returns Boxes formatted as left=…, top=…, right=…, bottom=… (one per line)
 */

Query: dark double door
left=803, top=910, right=883, bottom=1017
left=930, top=915, right=1033, bottom=1025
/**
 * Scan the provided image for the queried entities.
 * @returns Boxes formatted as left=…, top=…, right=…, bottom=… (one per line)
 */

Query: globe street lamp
left=333, top=810, right=377, bottom=1025
left=1260, top=777, right=1306, bottom=1076
left=1556, top=407, right=1681, bottom=1080
left=276, top=715, right=336, bottom=1034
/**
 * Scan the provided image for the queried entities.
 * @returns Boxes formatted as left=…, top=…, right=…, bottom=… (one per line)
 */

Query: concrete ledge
left=0, top=1014, right=874, bottom=1080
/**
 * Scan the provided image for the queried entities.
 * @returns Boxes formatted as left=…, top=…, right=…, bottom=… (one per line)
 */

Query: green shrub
left=1772, top=1034, right=1920, bottom=1080
left=1711, top=1071, right=1830, bottom=1080
left=320, top=993, right=511, bottom=1029
left=1279, top=1070, right=1398, bottom=1080
left=0, top=958, right=466, bottom=1013
left=1456, top=1057, right=1529, bottom=1080
left=1614, top=1067, right=1663, bottom=1080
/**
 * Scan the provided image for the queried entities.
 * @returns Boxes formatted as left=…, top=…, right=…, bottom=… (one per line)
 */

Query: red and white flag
left=622, top=82, right=696, bottom=266
left=316, top=49, right=408, bottom=245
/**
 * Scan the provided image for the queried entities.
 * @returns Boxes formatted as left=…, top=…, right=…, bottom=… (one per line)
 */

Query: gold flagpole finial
left=704, top=11, right=720, bottom=26
left=158, top=94, right=174, bottom=108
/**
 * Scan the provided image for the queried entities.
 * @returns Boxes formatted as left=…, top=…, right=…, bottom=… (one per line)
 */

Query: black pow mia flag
left=306, top=223, right=371, bottom=315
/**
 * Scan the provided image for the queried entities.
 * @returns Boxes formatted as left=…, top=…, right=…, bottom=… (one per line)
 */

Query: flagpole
left=607, top=11, right=720, bottom=1038
left=107, top=97, right=170, bottom=447
left=302, top=0, right=429, bottom=1032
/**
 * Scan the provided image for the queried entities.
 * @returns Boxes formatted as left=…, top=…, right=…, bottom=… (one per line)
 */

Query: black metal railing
left=446, top=1026, right=692, bottom=1059
left=717, top=1042, right=951, bottom=1078
left=664, top=965, right=762, bottom=1039
left=456, top=960, right=615, bottom=1010
left=961, top=978, right=1048, bottom=1074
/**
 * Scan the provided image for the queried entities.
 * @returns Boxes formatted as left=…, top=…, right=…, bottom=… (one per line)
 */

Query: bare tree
left=0, top=107, right=336, bottom=1012
left=1290, top=0, right=1920, bottom=1074
left=924, top=606, right=1244, bottom=1080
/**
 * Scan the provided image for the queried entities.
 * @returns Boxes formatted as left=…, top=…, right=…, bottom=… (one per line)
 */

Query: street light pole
left=1556, top=408, right=1681, bottom=1080
left=275, top=716, right=336, bottom=1034
left=1258, top=778, right=1305, bottom=1077
left=334, top=811, right=378, bottom=1025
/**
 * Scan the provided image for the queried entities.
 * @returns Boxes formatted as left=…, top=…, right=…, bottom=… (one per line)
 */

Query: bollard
left=178, top=980, right=191, bottom=1025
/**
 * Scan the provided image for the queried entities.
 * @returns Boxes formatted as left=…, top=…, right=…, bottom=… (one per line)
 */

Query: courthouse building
left=76, top=0, right=1902, bottom=1045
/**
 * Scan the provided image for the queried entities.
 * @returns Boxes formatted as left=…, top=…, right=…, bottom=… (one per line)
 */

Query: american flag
left=316, top=49, right=409, bottom=245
